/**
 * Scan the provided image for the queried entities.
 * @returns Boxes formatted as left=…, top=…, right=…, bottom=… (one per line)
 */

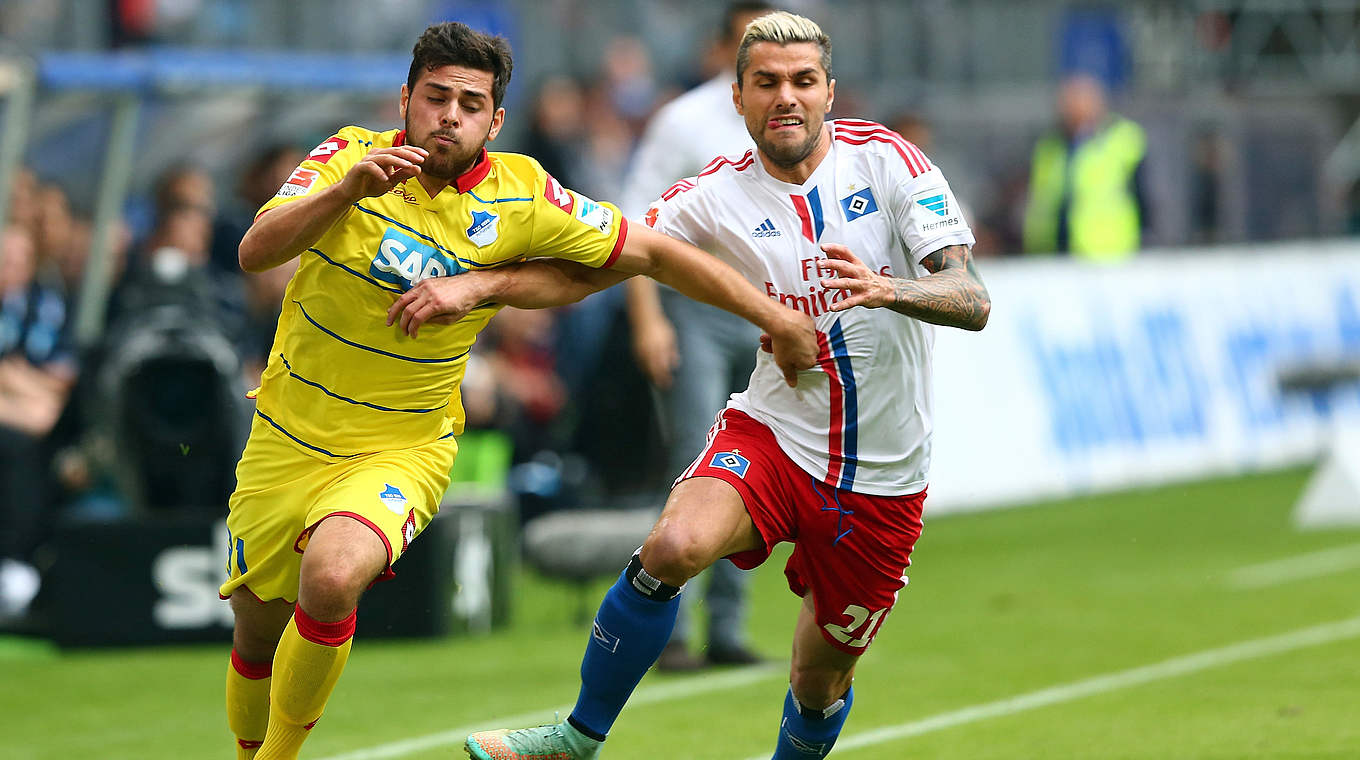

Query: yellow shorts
left=218, top=413, right=458, bottom=603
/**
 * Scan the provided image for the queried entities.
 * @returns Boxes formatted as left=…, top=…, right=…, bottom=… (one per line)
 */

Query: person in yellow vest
left=1022, top=73, right=1148, bottom=260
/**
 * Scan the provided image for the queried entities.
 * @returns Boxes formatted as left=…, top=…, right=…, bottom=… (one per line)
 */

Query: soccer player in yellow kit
left=219, top=22, right=817, bottom=760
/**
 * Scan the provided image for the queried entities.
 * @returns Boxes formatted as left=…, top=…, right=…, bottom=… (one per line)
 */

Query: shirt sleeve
left=639, top=176, right=709, bottom=250
left=255, top=127, right=368, bottom=218
left=526, top=163, right=630, bottom=269
left=886, top=154, right=976, bottom=261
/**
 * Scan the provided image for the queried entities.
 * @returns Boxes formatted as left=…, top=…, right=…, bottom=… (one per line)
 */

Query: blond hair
left=735, top=11, right=831, bottom=85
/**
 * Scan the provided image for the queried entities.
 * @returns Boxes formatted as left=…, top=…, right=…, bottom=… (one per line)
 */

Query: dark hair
left=408, top=22, right=514, bottom=109
left=720, top=1, right=776, bottom=44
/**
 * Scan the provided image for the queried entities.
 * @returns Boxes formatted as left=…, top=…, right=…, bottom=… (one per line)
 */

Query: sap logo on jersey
left=466, top=208, right=499, bottom=247
left=370, top=227, right=465, bottom=290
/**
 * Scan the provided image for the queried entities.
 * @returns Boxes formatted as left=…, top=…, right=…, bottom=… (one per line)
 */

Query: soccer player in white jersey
left=394, top=12, right=990, bottom=759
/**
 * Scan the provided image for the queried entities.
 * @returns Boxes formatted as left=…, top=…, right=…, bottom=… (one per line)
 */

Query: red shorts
left=677, top=408, right=926, bottom=655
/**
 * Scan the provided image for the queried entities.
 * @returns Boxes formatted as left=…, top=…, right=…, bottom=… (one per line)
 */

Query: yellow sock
left=255, top=606, right=356, bottom=760
left=227, top=649, right=272, bottom=760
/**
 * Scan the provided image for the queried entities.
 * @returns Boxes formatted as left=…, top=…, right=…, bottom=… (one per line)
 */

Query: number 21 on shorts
left=824, top=604, right=889, bottom=648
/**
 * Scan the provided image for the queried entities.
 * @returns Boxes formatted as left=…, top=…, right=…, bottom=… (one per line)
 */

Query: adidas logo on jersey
left=751, top=218, right=781, bottom=238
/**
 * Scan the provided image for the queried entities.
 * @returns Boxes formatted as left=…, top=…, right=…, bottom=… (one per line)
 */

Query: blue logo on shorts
left=379, top=483, right=407, bottom=514
left=709, top=451, right=750, bottom=478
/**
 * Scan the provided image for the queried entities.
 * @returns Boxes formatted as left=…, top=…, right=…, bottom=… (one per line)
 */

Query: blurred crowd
left=0, top=0, right=1339, bottom=622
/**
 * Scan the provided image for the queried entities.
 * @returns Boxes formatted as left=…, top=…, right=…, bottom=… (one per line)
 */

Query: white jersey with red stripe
left=648, top=119, right=975, bottom=496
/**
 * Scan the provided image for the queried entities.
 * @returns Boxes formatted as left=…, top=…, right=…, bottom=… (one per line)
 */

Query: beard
left=404, top=119, right=487, bottom=180
left=752, top=117, right=824, bottom=170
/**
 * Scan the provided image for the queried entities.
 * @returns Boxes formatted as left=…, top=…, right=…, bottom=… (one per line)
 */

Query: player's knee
left=789, top=665, right=854, bottom=711
left=297, top=557, right=372, bottom=616
left=640, top=528, right=712, bottom=586
left=232, top=626, right=281, bottom=662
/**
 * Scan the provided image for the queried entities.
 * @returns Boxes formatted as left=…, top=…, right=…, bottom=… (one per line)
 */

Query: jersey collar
left=393, top=130, right=490, bottom=194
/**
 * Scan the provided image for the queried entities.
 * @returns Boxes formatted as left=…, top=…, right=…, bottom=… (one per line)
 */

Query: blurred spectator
left=521, top=76, right=589, bottom=189
left=577, top=85, right=641, bottom=202
left=1189, top=127, right=1227, bottom=245
left=31, top=183, right=77, bottom=274
left=469, top=307, right=601, bottom=525
left=1022, top=73, right=1148, bottom=260
left=60, top=191, right=248, bottom=516
left=0, top=223, right=75, bottom=622
left=617, top=0, right=774, bottom=671
left=5, top=168, right=39, bottom=233
left=113, top=166, right=245, bottom=338
left=211, top=144, right=306, bottom=277
left=155, top=162, right=216, bottom=218
left=599, top=36, right=660, bottom=132
left=485, top=307, right=567, bottom=439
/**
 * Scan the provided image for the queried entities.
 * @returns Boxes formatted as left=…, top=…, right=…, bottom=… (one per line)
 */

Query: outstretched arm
left=819, top=243, right=991, bottom=330
left=386, top=258, right=629, bottom=337
left=388, top=225, right=819, bottom=386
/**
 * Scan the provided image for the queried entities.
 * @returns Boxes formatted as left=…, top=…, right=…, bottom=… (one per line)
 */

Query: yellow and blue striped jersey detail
left=253, top=125, right=629, bottom=458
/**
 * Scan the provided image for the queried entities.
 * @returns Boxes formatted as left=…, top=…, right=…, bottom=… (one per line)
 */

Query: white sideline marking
left=739, top=615, right=1360, bottom=760
left=315, top=663, right=783, bottom=760
left=1227, top=542, right=1360, bottom=588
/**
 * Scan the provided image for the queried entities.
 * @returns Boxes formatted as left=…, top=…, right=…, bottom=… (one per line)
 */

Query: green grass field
left=4, top=466, right=1359, bottom=759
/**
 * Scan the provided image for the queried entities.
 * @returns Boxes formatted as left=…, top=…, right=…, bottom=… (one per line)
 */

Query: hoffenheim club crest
left=466, top=209, right=499, bottom=247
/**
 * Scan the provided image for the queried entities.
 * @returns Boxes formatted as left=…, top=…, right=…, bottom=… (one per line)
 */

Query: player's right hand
left=764, top=311, right=818, bottom=388
left=340, top=146, right=429, bottom=200
left=387, top=272, right=491, bottom=338
left=631, top=314, right=680, bottom=389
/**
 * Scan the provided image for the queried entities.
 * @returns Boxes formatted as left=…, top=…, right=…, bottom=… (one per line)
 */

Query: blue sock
left=772, top=686, right=854, bottom=759
left=567, top=556, right=681, bottom=740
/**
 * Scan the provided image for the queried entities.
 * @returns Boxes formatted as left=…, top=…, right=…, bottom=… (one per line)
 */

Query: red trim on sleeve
left=293, top=605, right=357, bottom=648
left=230, top=649, right=273, bottom=680
left=602, top=217, right=629, bottom=269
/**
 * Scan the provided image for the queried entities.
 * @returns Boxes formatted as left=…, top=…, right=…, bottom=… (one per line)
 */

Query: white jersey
left=646, top=119, right=975, bottom=496
left=619, top=72, right=752, bottom=219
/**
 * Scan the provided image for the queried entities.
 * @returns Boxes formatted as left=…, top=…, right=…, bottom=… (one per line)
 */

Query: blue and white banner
left=927, top=240, right=1360, bottom=513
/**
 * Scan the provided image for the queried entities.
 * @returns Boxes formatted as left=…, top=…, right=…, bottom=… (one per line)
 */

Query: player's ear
left=486, top=107, right=506, bottom=141
left=732, top=80, right=744, bottom=115
left=399, top=84, right=409, bottom=120
left=826, top=78, right=835, bottom=113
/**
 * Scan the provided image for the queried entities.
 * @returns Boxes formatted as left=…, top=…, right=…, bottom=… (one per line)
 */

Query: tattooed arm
left=818, top=243, right=991, bottom=331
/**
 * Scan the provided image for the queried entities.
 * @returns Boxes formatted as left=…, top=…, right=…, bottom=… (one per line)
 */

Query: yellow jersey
left=253, top=125, right=628, bottom=458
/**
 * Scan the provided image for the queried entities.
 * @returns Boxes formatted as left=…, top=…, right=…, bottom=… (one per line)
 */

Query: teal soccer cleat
left=464, top=721, right=602, bottom=760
